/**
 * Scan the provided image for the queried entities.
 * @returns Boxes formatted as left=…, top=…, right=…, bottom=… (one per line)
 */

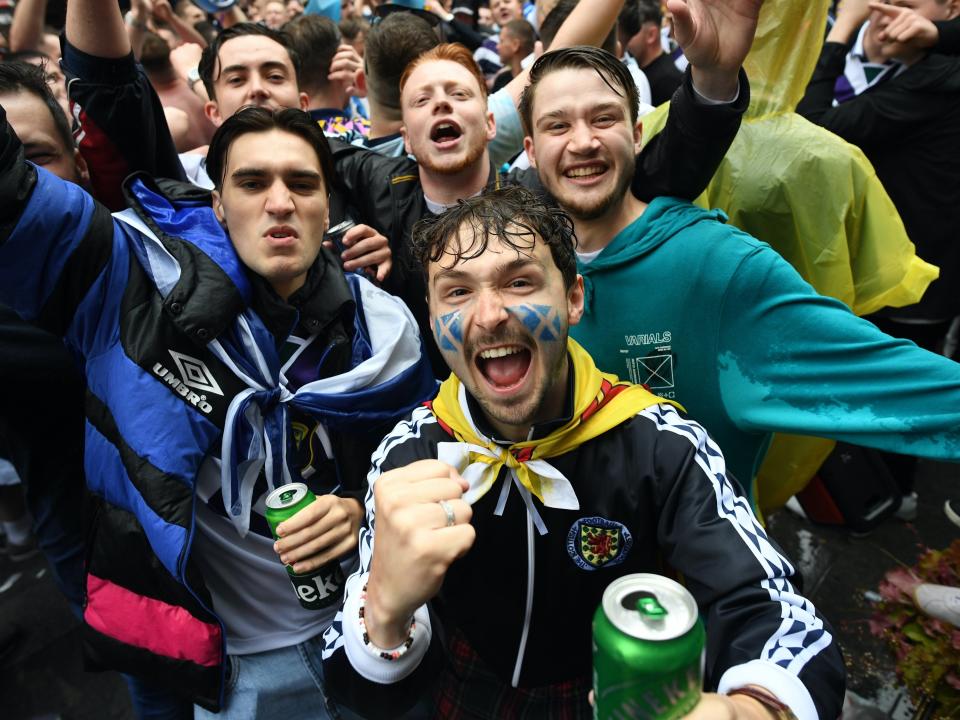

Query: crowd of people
left=0, top=0, right=958, bottom=718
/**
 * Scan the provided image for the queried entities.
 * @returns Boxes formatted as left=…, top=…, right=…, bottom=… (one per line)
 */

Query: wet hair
left=400, top=43, right=487, bottom=100
left=538, top=0, right=616, bottom=54
left=0, top=61, right=74, bottom=153
left=198, top=23, right=301, bottom=101
left=364, top=12, right=438, bottom=116
left=283, top=14, right=341, bottom=96
left=518, top=45, right=639, bottom=135
left=412, top=186, right=578, bottom=291
left=206, top=107, right=334, bottom=192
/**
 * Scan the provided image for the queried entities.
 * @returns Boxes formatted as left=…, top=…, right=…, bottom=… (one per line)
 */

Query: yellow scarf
left=431, top=338, right=681, bottom=526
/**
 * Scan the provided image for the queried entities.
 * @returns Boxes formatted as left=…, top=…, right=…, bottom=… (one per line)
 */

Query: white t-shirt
left=576, top=248, right=604, bottom=265
left=191, top=457, right=360, bottom=655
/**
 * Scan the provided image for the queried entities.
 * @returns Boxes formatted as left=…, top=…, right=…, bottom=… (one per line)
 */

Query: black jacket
left=322, top=359, right=845, bottom=720
left=797, top=41, right=960, bottom=320
left=934, top=18, right=960, bottom=54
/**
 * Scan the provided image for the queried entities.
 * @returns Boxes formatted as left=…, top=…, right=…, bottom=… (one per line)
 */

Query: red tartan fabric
left=432, top=630, right=592, bottom=719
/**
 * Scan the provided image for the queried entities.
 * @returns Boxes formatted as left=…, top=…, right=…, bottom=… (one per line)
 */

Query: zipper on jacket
left=511, top=509, right=535, bottom=687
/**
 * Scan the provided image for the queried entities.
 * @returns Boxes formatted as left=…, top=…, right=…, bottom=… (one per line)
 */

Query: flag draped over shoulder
left=430, top=338, right=678, bottom=534
left=212, top=274, right=437, bottom=536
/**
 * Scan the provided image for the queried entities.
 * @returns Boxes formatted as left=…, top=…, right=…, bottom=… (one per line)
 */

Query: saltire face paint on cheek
left=507, top=304, right=563, bottom=342
left=434, top=310, right=465, bottom=352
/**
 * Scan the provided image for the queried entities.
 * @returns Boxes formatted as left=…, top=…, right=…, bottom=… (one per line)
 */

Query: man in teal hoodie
left=518, top=43, right=960, bottom=498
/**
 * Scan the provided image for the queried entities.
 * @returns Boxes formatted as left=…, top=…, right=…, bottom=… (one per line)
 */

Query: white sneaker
left=913, top=583, right=960, bottom=628
left=945, top=499, right=960, bottom=529
left=784, top=496, right=808, bottom=519
left=894, top=492, right=918, bottom=522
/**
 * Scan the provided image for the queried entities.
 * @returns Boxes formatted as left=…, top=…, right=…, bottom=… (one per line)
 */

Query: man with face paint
left=320, top=188, right=845, bottom=720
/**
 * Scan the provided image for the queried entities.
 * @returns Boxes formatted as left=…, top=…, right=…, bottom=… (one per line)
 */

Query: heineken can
left=593, top=573, right=705, bottom=720
left=265, top=483, right=345, bottom=611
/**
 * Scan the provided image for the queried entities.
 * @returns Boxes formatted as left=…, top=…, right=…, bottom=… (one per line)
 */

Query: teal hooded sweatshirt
left=571, top=197, right=960, bottom=492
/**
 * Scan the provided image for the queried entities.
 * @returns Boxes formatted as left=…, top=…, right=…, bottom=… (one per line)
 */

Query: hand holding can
left=265, top=483, right=347, bottom=611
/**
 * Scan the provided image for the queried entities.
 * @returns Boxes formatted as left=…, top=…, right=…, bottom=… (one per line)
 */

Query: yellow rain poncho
left=642, top=0, right=938, bottom=511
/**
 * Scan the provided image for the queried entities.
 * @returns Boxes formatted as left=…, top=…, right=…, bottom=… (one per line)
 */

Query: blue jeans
left=194, top=635, right=348, bottom=720
left=124, top=675, right=193, bottom=720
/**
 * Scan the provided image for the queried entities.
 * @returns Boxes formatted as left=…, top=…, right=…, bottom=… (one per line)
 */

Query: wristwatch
left=187, top=67, right=202, bottom=89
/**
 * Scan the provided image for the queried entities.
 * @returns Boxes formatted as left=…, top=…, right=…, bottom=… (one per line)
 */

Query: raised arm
left=126, top=0, right=152, bottom=59
left=63, top=0, right=185, bottom=208
left=501, top=0, right=628, bottom=107
left=0, top=104, right=118, bottom=342
left=67, top=0, right=131, bottom=58
left=868, top=2, right=960, bottom=54
left=793, top=0, right=960, bottom=147
left=153, top=0, right=208, bottom=49
left=629, top=0, right=762, bottom=201
left=668, top=0, right=763, bottom=101
left=8, top=0, right=47, bottom=52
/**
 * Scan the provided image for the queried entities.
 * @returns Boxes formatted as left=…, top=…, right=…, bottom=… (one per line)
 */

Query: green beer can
left=265, top=482, right=345, bottom=611
left=593, top=573, right=705, bottom=719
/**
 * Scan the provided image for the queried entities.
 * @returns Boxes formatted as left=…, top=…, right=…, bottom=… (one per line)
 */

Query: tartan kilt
left=431, top=629, right=592, bottom=720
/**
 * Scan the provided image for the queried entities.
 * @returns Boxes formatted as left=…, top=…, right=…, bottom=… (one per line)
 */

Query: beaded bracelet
left=357, top=582, right=417, bottom=661
left=727, top=687, right=798, bottom=720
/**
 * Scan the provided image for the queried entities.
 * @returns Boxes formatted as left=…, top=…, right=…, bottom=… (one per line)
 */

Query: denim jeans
left=194, top=635, right=349, bottom=720
left=124, top=675, right=194, bottom=720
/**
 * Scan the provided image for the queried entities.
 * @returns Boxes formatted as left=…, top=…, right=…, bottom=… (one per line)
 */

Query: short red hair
left=399, top=42, right=488, bottom=99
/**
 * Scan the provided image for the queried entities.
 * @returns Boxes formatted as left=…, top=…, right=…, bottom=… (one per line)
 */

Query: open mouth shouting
left=430, top=120, right=464, bottom=150
left=475, top=344, right=533, bottom=393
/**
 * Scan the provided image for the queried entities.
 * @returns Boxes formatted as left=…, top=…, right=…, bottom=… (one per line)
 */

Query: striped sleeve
left=639, top=404, right=844, bottom=720
left=322, top=406, right=446, bottom=718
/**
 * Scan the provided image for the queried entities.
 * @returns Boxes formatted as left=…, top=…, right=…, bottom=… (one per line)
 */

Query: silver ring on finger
left=438, top=499, right=456, bottom=527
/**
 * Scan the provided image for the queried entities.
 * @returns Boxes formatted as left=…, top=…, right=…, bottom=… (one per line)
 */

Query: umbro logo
left=168, top=350, right=223, bottom=396
left=152, top=350, right=222, bottom=415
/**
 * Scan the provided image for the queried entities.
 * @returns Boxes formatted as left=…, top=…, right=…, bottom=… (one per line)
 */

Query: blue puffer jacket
left=0, top=107, right=434, bottom=710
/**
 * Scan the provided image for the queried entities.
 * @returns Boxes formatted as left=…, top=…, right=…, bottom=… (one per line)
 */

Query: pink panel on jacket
left=85, top=573, right=222, bottom=668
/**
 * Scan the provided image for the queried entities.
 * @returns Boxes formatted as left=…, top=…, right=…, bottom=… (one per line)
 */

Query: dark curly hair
left=411, top=186, right=579, bottom=292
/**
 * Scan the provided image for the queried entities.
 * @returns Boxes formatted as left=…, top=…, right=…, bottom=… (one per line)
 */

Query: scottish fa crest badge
left=566, top=516, right=633, bottom=571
